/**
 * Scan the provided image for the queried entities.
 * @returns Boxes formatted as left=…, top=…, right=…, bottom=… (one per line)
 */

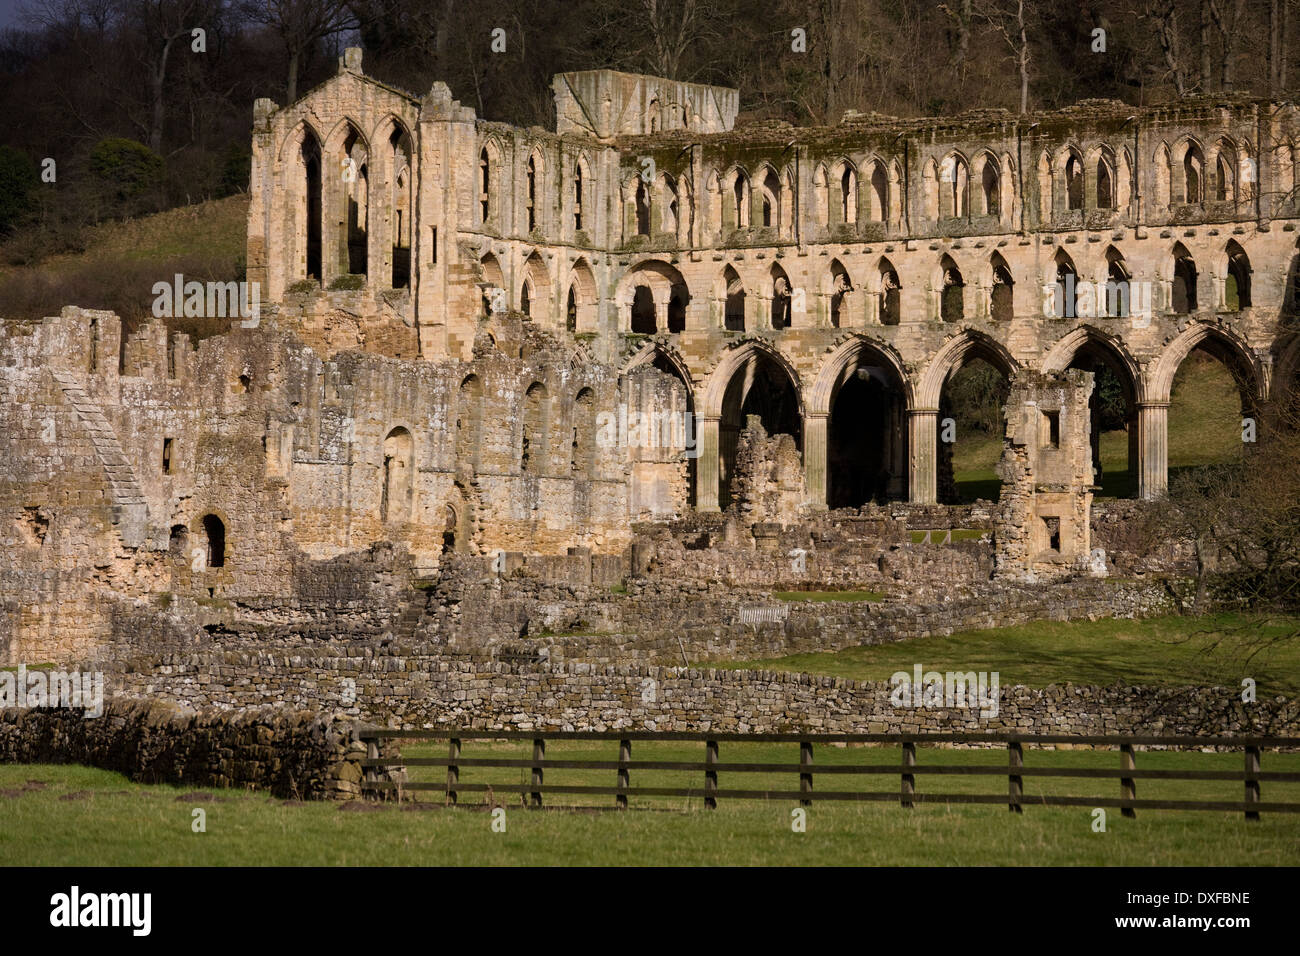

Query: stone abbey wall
left=0, top=306, right=696, bottom=664
left=5, top=53, right=1299, bottom=670
left=245, top=50, right=1300, bottom=516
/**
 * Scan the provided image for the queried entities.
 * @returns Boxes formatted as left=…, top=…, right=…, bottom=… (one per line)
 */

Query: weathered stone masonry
left=246, top=50, right=1300, bottom=512
left=6, top=52, right=1300, bottom=669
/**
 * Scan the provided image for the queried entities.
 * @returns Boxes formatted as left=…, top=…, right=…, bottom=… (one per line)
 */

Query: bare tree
left=1146, top=0, right=1189, bottom=95
left=639, top=0, right=705, bottom=80
left=974, top=0, right=1033, bottom=113
left=241, top=0, right=355, bottom=102
left=121, top=0, right=219, bottom=153
left=1208, top=0, right=1248, bottom=90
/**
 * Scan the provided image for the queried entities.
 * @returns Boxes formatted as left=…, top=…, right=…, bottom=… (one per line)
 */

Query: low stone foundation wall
left=479, top=577, right=1186, bottom=665
left=0, top=700, right=364, bottom=799
left=103, top=654, right=1299, bottom=739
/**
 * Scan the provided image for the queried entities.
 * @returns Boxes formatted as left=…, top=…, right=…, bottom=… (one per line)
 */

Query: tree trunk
left=1282, top=0, right=1290, bottom=94
left=149, top=36, right=175, bottom=155
left=287, top=47, right=301, bottom=104
left=1152, top=0, right=1188, bottom=95
left=823, top=0, right=834, bottom=123
left=1269, top=0, right=1281, bottom=96
left=1200, top=0, right=1212, bottom=90
left=1018, top=0, right=1030, bottom=114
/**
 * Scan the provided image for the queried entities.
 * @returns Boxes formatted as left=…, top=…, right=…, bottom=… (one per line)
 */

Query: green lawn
left=714, top=613, right=1300, bottom=697
left=773, top=590, right=885, bottom=602
left=2, top=754, right=1297, bottom=866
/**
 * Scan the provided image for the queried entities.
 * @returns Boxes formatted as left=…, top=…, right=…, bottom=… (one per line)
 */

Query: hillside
left=0, top=195, right=249, bottom=342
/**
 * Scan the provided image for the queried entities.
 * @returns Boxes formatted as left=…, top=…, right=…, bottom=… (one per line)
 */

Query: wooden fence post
left=1245, top=745, right=1261, bottom=821
left=617, top=739, right=631, bottom=809
left=705, top=739, right=718, bottom=810
left=1008, top=741, right=1023, bottom=813
left=799, top=740, right=813, bottom=807
left=531, top=738, right=544, bottom=808
left=901, top=741, right=916, bottom=809
left=1120, top=744, right=1136, bottom=819
left=446, top=737, right=460, bottom=806
left=365, top=733, right=379, bottom=802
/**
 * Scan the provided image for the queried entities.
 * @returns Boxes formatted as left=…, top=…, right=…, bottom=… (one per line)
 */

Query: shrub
left=328, top=273, right=366, bottom=291
left=0, top=146, right=38, bottom=234
left=89, top=138, right=164, bottom=203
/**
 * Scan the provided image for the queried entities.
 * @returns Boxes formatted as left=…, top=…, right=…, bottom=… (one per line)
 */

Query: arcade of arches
left=681, top=325, right=1270, bottom=513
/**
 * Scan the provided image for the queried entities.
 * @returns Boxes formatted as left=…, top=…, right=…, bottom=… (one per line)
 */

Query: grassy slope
left=714, top=614, right=1300, bottom=697
left=951, top=352, right=1245, bottom=501
left=3, top=758, right=1299, bottom=866
left=0, top=196, right=249, bottom=338
left=0, top=196, right=248, bottom=282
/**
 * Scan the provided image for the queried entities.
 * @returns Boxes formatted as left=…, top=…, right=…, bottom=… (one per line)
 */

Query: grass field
left=2, top=751, right=1297, bottom=866
left=950, top=351, right=1244, bottom=502
left=717, top=613, right=1300, bottom=696
left=772, top=590, right=886, bottom=602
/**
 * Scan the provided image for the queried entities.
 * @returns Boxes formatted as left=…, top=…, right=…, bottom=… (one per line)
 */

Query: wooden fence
left=356, top=729, right=1300, bottom=818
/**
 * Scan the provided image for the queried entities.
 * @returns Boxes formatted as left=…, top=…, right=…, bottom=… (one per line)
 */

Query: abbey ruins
left=3, top=50, right=1299, bottom=697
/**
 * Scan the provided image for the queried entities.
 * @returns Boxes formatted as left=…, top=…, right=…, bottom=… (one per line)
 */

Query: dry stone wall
left=0, top=700, right=364, bottom=799
left=97, top=654, right=1298, bottom=740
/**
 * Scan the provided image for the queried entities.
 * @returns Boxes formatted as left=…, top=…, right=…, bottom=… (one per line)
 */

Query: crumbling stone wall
left=727, top=417, right=805, bottom=522
left=995, top=370, right=1096, bottom=580
left=0, top=306, right=702, bottom=663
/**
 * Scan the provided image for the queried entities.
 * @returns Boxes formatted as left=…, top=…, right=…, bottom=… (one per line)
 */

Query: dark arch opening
left=635, top=180, right=650, bottom=235
left=1172, top=245, right=1198, bottom=314
left=1066, top=154, right=1084, bottom=210
left=442, top=504, right=457, bottom=554
left=341, top=127, right=368, bottom=276
left=990, top=255, right=1014, bottom=322
left=1226, top=242, right=1252, bottom=310
left=771, top=267, right=792, bottom=329
left=878, top=260, right=899, bottom=326
left=724, top=266, right=746, bottom=331
left=1067, top=342, right=1138, bottom=498
left=827, top=352, right=908, bottom=508
left=940, top=256, right=964, bottom=322
left=1054, top=251, right=1079, bottom=319
left=719, top=353, right=801, bottom=508
left=830, top=260, right=853, bottom=328
left=301, top=132, right=322, bottom=281
left=1105, top=247, right=1131, bottom=317
left=981, top=161, right=999, bottom=218
left=631, top=286, right=656, bottom=333
left=668, top=293, right=686, bottom=332
left=1096, top=158, right=1113, bottom=210
left=201, top=514, right=226, bottom=568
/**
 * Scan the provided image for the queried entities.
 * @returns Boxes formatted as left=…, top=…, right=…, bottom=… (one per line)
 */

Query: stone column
left=909, top=408, right=939, bottom=504
left=695, top=415, right=721, bottom=512
left=803, top=413, right=828, bottom=509
left=1137, top=401, right=1169, bottom=499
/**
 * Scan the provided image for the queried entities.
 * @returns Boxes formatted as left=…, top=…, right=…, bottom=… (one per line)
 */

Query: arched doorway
left=1047, top=332, right=1141, bottom=498
left=824, top=342, right=909, bottom=507
left=717, top=349, right=801, bottom=508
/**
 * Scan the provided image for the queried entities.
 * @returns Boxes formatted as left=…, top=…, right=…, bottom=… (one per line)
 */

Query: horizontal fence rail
left=356, top=729, right=1300, bottom=818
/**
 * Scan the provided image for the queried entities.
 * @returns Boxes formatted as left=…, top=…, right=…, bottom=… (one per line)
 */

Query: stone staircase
left=50, top=369, right=148, bottom=548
